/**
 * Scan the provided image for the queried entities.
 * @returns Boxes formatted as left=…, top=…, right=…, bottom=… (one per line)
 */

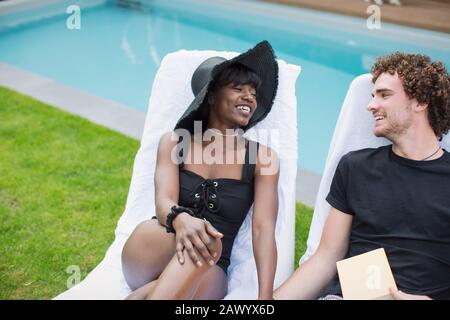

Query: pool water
left=1, top=0, right=449, bottom=174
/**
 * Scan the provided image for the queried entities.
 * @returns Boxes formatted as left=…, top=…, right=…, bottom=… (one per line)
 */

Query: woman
left=121, top=41, right=280, bottom=300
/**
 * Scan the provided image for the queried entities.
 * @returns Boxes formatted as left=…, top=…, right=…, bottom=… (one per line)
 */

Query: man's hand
left=389, top=287, right=432, bottom=300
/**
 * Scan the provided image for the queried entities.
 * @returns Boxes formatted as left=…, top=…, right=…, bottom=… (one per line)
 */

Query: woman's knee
left=121, top=220, right=174, bottom=289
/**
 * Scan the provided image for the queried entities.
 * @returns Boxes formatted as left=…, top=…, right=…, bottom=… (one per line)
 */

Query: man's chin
left=373, top=128, right=385, bottom=138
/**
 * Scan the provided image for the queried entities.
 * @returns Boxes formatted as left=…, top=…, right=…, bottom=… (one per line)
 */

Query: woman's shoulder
left=249, top=141, right=280, bottom=177
left=158, top=131, right=183, bottom=150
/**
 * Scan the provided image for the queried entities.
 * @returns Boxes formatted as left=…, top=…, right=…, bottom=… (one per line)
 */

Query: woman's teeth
left=237, top=105, right=251, bottom=113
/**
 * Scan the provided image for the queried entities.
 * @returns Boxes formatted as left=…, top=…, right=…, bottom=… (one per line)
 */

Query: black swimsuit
left=178, top=139, right=259, bottom=274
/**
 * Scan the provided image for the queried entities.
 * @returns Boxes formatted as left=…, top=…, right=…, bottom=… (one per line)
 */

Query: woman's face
left=210, top=82, right=257, bottom=128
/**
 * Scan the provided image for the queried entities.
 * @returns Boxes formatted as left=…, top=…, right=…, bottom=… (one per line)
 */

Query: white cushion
left=300, top=73, right=450, bottom=264
left=55, top=49, right=301, bottom=299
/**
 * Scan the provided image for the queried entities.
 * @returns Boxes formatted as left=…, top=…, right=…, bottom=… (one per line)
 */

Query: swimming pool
left=1, top=0, right=449, bottom=174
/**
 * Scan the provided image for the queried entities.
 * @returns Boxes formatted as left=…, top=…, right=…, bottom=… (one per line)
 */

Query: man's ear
left=415, top=101, right=428, bottom=112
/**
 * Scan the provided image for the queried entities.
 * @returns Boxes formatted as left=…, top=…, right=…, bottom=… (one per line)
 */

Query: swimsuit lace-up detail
left=191, top=179, right=221, bottom=213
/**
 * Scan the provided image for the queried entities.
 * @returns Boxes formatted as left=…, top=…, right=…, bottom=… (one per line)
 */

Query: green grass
left=0, top=86, right=140, bottom=299
left=0, top=86, right=313, bottom=299
left=295, top=203, right=314, bottom=265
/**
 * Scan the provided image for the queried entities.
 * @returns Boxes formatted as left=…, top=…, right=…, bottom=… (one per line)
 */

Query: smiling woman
left=121, top=41, right=281, bottom=300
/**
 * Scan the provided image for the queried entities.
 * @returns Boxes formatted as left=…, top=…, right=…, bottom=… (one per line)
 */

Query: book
left=336, top=248, right=397, bottom=300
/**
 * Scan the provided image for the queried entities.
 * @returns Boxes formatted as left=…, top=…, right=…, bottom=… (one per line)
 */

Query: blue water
left=1, top=0, right=449, bottom=174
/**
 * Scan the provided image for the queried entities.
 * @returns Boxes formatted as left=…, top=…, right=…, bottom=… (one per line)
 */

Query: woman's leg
left=125, top=280, right=158, bottom=300
left=123, top=219, right=227, bottom=300
left=192, top=266, right=227, bottom=300
left=128, top=265, right=227, bottom=300
left=121, top=219, right=176, bottom=291
left=145, top=237, right=224, bottom=300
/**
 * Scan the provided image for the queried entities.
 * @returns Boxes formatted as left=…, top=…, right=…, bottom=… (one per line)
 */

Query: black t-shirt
left=323, top=145, right=450, bottom=299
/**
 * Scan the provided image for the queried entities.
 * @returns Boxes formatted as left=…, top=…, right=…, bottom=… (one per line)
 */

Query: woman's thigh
left=121, top=219, right=176, bottom=290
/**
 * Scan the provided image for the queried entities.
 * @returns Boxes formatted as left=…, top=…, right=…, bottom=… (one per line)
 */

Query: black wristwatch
left=165, top=205, right=195, bottom=234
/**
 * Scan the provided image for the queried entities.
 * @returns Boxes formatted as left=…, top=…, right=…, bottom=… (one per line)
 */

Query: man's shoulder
left=341, top=145, right=391, bottom=165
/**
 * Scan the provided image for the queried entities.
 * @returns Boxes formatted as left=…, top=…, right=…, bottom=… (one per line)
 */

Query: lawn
left=0, top=86, right=314, bottom=299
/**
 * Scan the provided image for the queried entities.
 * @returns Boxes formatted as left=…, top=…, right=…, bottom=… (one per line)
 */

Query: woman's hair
left=208, top=63, right=261, bottom=94
left=198, top=63, right=261, bottom=130
left=371, top=52, right=450, bottom=138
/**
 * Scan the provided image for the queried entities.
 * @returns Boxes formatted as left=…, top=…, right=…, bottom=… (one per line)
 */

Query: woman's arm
left=154, top=132, right=181, bottom=224
left=252, top=145, right=280, bottom=300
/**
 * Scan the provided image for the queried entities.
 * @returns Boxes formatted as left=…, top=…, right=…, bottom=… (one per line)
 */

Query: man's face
left=367, top=72, right=415, bottom=139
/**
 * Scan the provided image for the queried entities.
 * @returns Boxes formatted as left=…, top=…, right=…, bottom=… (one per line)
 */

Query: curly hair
left=371, top=52, right=450, bottom=138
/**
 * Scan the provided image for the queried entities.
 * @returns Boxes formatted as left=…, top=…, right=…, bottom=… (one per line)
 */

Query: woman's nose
left=242, top=90, right=255, bottom=102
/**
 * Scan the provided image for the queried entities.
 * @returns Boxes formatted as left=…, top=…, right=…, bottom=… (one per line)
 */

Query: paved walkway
left=0, top=62, right=321, bottom=207
left=265, top=0, right=450, bottom=34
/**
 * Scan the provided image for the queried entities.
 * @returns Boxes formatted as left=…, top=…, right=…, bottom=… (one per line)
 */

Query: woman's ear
left=207, top=92, right=215, bottom=107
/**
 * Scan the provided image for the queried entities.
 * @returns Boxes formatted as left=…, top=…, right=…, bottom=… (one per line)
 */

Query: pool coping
left=262, top=0, right=450, bottom=35
left=1, top=62, right=321, bottom=207
left=0, top=62, right=145, bottom=140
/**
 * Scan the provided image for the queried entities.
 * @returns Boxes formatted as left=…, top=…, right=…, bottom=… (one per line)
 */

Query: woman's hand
left=172, top=213, right=223, bottom=267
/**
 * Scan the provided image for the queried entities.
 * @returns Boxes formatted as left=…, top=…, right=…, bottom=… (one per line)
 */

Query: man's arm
left=273, top=207, right=353, bottom=299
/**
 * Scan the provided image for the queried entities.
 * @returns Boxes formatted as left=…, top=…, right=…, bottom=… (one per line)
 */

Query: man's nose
left=367, top=98, right=378, bottom=112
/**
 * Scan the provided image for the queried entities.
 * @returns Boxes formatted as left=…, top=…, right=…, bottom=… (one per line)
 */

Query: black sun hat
left=174, top=40, right=278, bottom=133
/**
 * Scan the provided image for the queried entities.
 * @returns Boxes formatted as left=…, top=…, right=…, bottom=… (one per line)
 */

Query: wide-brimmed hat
left=174, top=40, right=278, bottom=133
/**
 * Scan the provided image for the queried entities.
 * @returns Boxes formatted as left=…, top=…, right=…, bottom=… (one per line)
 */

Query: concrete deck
left=0, top=62, right=320, bottom=207
left=264, top=0, right=450, bottom=34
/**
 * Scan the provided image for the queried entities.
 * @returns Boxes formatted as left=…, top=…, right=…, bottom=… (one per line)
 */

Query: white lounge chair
left=300, top=73, right=450, bottom=265
left=55, top=49, right=301, bottom=299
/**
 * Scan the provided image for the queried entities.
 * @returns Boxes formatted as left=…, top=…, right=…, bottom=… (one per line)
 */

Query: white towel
left=300, top=73, right=450, bottom=264
left=55, top=49, right=301, bottom=299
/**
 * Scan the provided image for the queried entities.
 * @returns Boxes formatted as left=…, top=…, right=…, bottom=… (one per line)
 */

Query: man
left=274, top=52, right=450, bottom=300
